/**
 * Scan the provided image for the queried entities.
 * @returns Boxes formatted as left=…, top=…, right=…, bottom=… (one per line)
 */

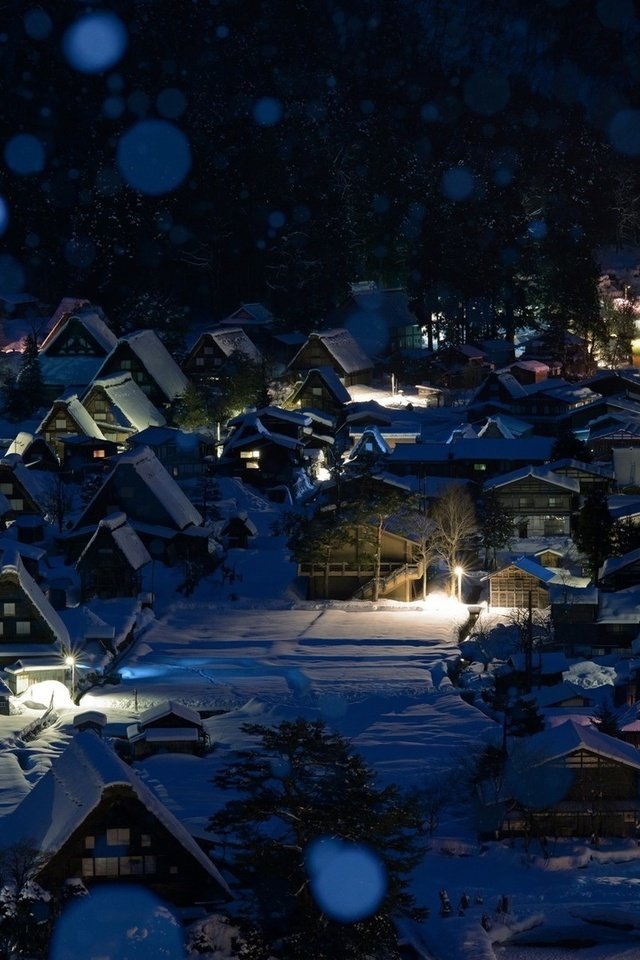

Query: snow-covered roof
left=0, top=730, right=229, bottom=892
left=139, top=699, right=202, bottom=727
left=290, top=328, right=373, bottom=375
left=599, top=546, right=640, bottom=581
left=41, top=307, right=117, bottom=355
left=548, top=583, right=599, bottom=605
left=597, top=585, right=640, bottom=623
left=486, top=557, right=559, bottom=585
left=77, top=512, right=151, bottom=571
left=104, top=447, right=202, bottom=530
left=294, top=366, right=352, bottom=404
left=39, top=355, right=106, bottom=389
left=85, top=373, right=166, bottom=432
left=223, top=302, right=273, bottom=326
left=0, top=552, right=70, bottom=648
left=524, top=718, right=640, bottom=771
left=389, top=437, right=556, bottom=465
left=532, top=681, right=596, bottom=709
left=483, top=465, right=580, bottom=493
left=607, top=494, right=640, bottom=521
left=100, top=330, right=189, bottom=402
left=546, top=458, right=614, bottom=480
left=37, top=395, right=106, bottom=441
left=192, top=326, right=262, bottom=363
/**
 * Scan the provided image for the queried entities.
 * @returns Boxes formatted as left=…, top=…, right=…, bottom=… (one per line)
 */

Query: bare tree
left=430, top=485, right=477, bottom=595
left=41, top=475, right=75, bottom=533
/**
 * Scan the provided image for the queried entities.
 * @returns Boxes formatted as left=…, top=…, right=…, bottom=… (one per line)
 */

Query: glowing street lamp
left=65, top=654, right=76, bottom=701
left=454, top=565, right=464, bottom=603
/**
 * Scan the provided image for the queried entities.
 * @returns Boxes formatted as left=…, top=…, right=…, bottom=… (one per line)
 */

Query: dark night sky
left=1, top=1, right=639, bottom=330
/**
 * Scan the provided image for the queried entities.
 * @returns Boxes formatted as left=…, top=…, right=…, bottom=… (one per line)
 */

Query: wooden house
left=126, top=424, right=215, bottom=479
left=298, top=496, right=423, bottom=601
left=546, top=458, right=614, bottom=495
left=182, top=325, right=262, bottom=379
left=485, top=557, right=561, bottom=609
left=94, top=329, right=189, bottom=406
left=499, top=719, right=640, bottom=839
left=518, top=330, right=594, bottom=379
left=595, top=586, right=640, bottom=654
left=287, top=328, right=374, bottom=386
left=0, top=730, right=229, bottom=905
left=385, top=436, right=555, bottom=483
left=125, top=700, right=209, bottom=759
left=0, top=552, right=71, bottom=668
left=69, top=447, right=209, bottom=564
left=60, top=434, right=117, bottom=478
left=37, top=393, right=106, bottom=459
left=39, top=305, right=118, bottom=396
left=220, top=302, right=275, bottom=352
left=508, top=359, right=551, bottom=386
left=483, top=465, right=580, bottom=538
left=0, top=455, right=49, bottom=517
left=285, top=366, right=351, bottom=417
left=81, top=373, right=166, bottom=446
left=331, top=284, right=423, bottom=354
left=220, top=513, right=257, bottom=549
left=469, top=372, right=602, bottom=436
left=219, top=406, right=314, bottom=487
left=550, top=584, right=614, bottom=658
left=76, top=513, right=151, bottom=601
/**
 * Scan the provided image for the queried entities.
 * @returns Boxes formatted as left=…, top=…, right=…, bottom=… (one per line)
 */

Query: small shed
left=4, top=658, right=68, bottom=695
left=73, top=710, right=107, bottom=735
left=125, top=700, right=209, bottom=759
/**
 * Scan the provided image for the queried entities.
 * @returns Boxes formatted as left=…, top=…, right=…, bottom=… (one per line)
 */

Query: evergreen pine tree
left=574, top=488, right=613, bottom=580
left=208, top=719, right=427, bottom=960
left=15, top=334, right=45, bottom=416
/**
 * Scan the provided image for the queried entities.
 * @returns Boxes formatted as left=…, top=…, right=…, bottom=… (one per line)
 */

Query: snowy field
left=3, top=473, right=640, bottom=959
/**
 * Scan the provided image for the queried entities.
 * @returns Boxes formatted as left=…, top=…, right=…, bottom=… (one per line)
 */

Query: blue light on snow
left=307, top=838, right=387, bottom=922
left=4, top=134, right=45, bottom=175
left=116, top=120, right=192, bottom=196
left=63, top=12, right=128, bottom=74
left=252, top=97, right=283, bottom=126
left=50, top=885, right=184, bottom=959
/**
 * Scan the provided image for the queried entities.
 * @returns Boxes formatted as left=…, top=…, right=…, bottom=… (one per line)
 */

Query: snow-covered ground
left=4, top=475, right=640, bottom=960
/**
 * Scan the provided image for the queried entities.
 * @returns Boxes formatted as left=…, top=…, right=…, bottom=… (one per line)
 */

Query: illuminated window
left=203, top=346, right=214, bottom=355
left=141, top=834, right=152, bottom=848
left=240, top=450, right=260, bottom=459
left=10, top=499, right=23, bottom=511
left=3, top=603, right=15, bottom=616
left=17, top=622, right=31, bottom=635
left=92, top=449, right=106, bottom=459
left=93, top=857, right=119, bottom=877
left=0, top=484, right=12, bottom=495
left=55, top=419, right=67, bottom=430
left=85, top=836, right=95, bottom=850
left=106, top=828, right=130, bottom=846
left=474, top=463, right=487, bottom=472
left=119, top=856, right=144, bottom=876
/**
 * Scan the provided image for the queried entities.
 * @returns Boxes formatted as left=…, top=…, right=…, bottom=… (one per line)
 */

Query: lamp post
left=65, top=654, right=76, bottom=701
left=454, top=565, right=463, bottom=603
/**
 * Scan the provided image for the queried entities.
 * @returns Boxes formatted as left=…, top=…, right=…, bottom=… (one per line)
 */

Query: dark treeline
left=1, top=0, right=639, bottom=335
